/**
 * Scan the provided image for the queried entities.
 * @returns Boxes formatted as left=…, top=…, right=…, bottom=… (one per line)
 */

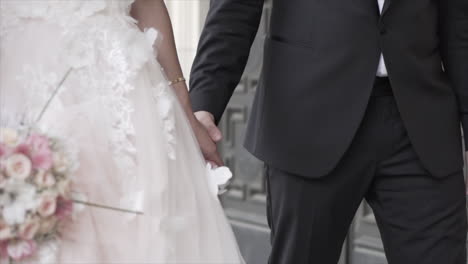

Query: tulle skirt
left=0, top=3, right=244, bottom=263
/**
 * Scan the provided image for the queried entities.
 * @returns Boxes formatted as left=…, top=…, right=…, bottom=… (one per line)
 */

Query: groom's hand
left=193, top=111, right=224, bottom=166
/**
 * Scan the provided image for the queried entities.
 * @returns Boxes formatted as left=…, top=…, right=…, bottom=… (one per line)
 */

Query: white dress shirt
left=376, top=0, right=388, bottom=76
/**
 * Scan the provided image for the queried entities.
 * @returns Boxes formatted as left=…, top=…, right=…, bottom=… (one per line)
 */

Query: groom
left=190, top=0, right=468, bottom=263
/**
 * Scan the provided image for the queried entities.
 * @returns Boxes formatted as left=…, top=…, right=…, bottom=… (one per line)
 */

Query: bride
left=0, top=0, right=244, bottom=263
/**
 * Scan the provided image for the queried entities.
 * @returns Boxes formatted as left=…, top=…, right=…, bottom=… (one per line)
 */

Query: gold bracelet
left=168, top=77, right=186, bottom=86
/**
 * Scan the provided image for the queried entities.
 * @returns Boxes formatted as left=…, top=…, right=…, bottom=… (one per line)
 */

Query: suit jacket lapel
left=381, top=0, right=392, bottom=16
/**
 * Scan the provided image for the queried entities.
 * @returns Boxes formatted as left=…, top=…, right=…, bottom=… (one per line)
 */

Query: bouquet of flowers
left=0, top=127, right=77, bottom=261
left=0, top=68, right=80, bottom=261
left=0, top=68, right=144, bottom=262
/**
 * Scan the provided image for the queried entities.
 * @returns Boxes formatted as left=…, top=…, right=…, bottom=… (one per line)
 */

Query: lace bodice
left=0, top=0, right=135, bottom=37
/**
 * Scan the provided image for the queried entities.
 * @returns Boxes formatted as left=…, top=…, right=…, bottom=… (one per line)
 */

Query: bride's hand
left=190, top=111, right=224, bottom=167
left=169, top=81, right=224, bottom=166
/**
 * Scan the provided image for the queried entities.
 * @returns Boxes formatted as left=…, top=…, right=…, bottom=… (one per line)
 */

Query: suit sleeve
left=440, top=0, right=468, bottom=148
left=189, top=0, right=265, bottom=123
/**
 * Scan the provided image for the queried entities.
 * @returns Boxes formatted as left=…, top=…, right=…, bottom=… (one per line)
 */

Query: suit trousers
left=266, top=78, right=467, bottom=264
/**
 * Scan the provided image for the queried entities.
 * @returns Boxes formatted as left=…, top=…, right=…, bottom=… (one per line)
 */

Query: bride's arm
left=130, top=0, right=224, bottom=165
left=130, top=0, right=192, bottom=118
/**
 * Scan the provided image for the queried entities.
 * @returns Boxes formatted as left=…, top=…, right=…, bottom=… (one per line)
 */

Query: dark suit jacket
left=189, top=0, right=468, bottom=178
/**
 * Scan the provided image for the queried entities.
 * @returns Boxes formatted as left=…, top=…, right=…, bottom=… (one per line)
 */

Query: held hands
left=168, top=80, right=224, bottom=167
left=191, top=111, right=224, bottom=167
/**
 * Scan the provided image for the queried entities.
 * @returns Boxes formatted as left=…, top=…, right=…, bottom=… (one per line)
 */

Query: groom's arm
left=440, top=0, right=468, bottom=148
left=189, top=0, right=265, bottom=123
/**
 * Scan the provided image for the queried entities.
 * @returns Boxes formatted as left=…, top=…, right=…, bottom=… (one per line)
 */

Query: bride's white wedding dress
left=0, top=0, right=244, bottom=263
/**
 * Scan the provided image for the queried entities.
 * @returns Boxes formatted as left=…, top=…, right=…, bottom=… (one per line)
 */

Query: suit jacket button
left=380, top=27, right=387, bottom=35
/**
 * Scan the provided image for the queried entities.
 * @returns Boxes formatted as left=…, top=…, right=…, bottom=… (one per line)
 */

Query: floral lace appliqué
left=153, top=82, right=177, bottom=160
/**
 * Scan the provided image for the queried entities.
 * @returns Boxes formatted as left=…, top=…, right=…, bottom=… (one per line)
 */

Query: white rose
left=3, top=204, right=27, bottom=225
left=0, top=128, right=19, bottom=146
left=56, top=178, right=71, bottom=197
left=0, top=219, right=13, bottom=240
left=6, top=239, right=36, bottom=260
left=2, top=182, right=37, bottom=225
left=38, top=193, right=57, bottom=217
left=34, top=170, right=56, bottom=187
left=5, top=154, right=32, bottom=180
left=53, top=152, right=68, bottom=174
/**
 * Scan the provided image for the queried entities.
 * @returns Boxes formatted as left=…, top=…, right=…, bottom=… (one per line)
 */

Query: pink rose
left=25, top=134, right=50, bottom=153
left=14, top=143, right=30, bottom=156
left=24, top=134, right=53, bottom=170
left=0, top=143, right=11, bottom=159
left=38, top=193, right=57, bottom=217
left=0, top=241, right=8, bottom=259
left=55, top=196, right=74, bottom=220
left=19, top=219, right=39, bottom=240
left=31, top=151, right=53, bottom=171
left=34, top=170, right=56, bottom=187
left=5, top=154, right=32, bottom=180
left=0, top=144, right=5, bottom=159
left=0, top=219, right=13, bottom=240
left=6, top=239, right=37, bottom=260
